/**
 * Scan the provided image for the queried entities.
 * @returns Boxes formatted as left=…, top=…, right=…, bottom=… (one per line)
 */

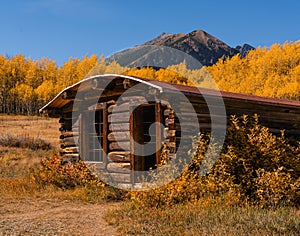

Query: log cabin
left=40, top=74, right=300, bottom=187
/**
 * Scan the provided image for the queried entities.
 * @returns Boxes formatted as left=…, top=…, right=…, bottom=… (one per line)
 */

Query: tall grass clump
left=0, top=133, right=52, bottom=150
left=31, top=155, right=125, bottom=202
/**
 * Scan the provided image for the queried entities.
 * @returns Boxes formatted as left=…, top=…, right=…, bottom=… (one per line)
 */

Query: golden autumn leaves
left=0, top=41, right=299, bottom=114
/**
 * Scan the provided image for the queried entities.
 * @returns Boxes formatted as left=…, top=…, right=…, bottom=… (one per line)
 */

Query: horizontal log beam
left=109, top=141, right=130, bottom=151
left=108, top=151, right=131, bottom=162
left=108, top=103, right=130, bottom=113
left=108, top=113, right=130, bottom=123
left=61, top=90, right=77, bottom=100
left=107, top=131, right=131, bottom=142
left=59, top=146, right=79, bottom=154
left=107, top=162, right=131, bottom=173
left=109, top=123, right=130, bottom=131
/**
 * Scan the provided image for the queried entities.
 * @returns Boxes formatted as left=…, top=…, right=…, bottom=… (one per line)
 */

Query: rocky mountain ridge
left=108, top=29, right=254, bottom=68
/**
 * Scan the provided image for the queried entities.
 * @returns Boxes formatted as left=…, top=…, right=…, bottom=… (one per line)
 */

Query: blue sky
left=0, top=0, right=299, bottom=65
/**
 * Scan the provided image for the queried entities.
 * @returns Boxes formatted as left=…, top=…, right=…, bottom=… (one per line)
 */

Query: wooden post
left=80, top=113, right=89, bottom=161
left=102, top=102, right=108, bottom=166
left=130, top=105, right=145, bottom=172
left=155, top=102, right=162, bottom=166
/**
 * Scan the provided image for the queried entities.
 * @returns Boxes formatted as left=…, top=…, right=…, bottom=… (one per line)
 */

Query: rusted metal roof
left=40, top=73, right=300, bottom=114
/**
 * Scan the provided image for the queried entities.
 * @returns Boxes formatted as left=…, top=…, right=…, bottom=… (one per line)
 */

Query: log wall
left=59, top=109, right=80, bottom=164
left=106, top=100, right=132, bottom=184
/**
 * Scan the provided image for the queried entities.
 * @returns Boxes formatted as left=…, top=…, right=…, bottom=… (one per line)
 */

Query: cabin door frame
left=130, top=101, right=162, bottom=172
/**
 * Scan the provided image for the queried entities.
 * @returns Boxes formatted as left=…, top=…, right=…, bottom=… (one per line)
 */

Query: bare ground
left=0, top=197, right=121, bottom=236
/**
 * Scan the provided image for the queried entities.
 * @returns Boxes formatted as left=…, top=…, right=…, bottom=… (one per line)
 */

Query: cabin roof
left=40, top=73, right=300, bottom=116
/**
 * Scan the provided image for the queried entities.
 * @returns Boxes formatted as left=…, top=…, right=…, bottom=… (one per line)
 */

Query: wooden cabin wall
left=224, top=99, right=300, bottom=138
left=166, top=93, right=300, bottom=162
left=106, top=100, right=132, bottom=184
left=180, top=93, right=300, bottom=138
left=59, top=106, right=80, bottom=164
left=162, top=103, right=177, bottom=159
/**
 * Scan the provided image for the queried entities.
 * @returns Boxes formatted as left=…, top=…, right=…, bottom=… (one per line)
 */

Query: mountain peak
left=143, top=29, right=240, bottom=65
left=108, top=30, right=254, bottom=68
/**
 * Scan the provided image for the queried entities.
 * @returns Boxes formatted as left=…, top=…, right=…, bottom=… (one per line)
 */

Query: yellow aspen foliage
left=207, top=42, right=300, bottom=100
left=1, top=41, right=300, bottom=115
left=39, top=58, right=58, bottom=83
left=76, top=54, right=99, bottom=79
left=11, top=83, right=35, bottom=102
left=104, top=60, right=127, bottom=74
left=25, top=60, right=43, bottom=88
left=155, top=68, right=188, bottom=85
left=35, top=80, right=57, bottom=103
left=123, top=66, right=188, bottom=85
left=123, top=67, right=157, bottom=80
left=85, top=55, right=107, bottom=77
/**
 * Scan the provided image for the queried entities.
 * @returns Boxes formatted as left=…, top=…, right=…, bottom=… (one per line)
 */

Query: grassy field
left=105, top=201, right=300, bottom=235
left=0, top=114, right=299, bottom=235
left=0, top=115, right=57, bottom=198
left=0, top=114, right=60, bottom=146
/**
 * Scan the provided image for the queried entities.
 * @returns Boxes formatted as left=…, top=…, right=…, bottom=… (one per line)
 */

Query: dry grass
left=0, top=114, right=59, bottom=195
left=1, top=114, right=299, bottom=235
left=0, top=114, right=124, bottom=203
left=105, top=201, right=300, bottom=235
left=0, top=146, right=122, bottom=203
left=0, top=114, right=60, bottom=147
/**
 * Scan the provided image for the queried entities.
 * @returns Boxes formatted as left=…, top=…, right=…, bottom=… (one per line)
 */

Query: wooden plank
left=108, top=151, right=130, bottom=162
left=131, top=105, right=144, bottom=172
left=59, top=136, right=79, bottom=144
left=109, top=141, right=131, bottom=151
left=88, top=103, right=106, bottom=111
left=107, top=131, right=131, bottom=141
left=59, top=132, right=79, bottom=139
left=107, top=162, right=131, bottom=173
left=155, top=102, right=162, bottom=165
left=225, top=106, right=300, bottom=119
left=60, top=140, right=77, bottom=148
left=178, top=103, right=210, bottom=113
left=60, top=146, right=79, bottom=154
left=59, top=133, right=79, bottom=140
left=108, top=102, right=130, bottom=113
left=84, top=89, right=124, bottom=100
left=224, top=98, right=300, bottom=113
left=61, top=90, right=77, bottom=100
left=109, top=123, right=130, bottom=131
left=129, top=105, right=134, bottom=183
left=108, top=112, right=130, bottom=123
left=102, top=103, right=108, bottom=165
left=80, top=112, right=89, bottom=161
left=121, top=96, right=146, bottom=102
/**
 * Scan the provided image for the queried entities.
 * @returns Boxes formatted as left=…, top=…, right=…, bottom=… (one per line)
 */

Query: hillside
left=107, top=29, right=254, bottom=68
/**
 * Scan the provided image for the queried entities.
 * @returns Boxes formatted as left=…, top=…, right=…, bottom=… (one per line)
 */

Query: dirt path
left=0, top=197, right=121, bottom=236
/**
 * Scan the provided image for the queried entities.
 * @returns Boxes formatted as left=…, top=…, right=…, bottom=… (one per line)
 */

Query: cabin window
left=80, top=103, right=108, bottom=164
